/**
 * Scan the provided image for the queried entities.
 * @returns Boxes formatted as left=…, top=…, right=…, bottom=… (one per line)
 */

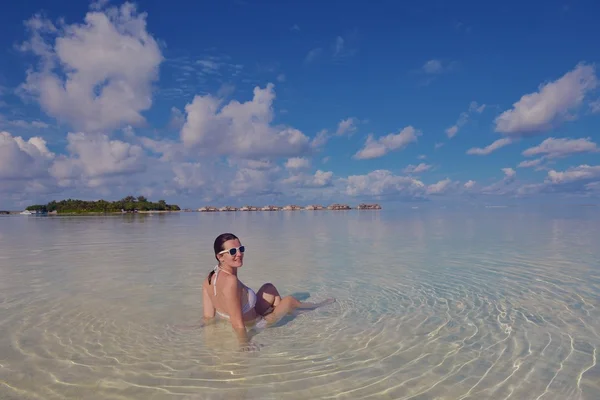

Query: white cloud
left=422, top=59, right=443, bottom=74
left=590, top=100, right=600, bottom=114
left=445, top=101, right=486, bottom=138
left=310, top=129, right=329, bottom=149
left=168, top=107, right=185, bottom=130
left=243, top=159, right=276, bottom=170
left=50, top=132, right=146, bottom=185
left=421, top=59, right=457, bottom=75
left=6, top=120, right=50, bottom=129
left=196, top=59, right=221, bottom=75
left=344, top=169, right=425, bottom=197
left=464, top=180, right=476, bottom=189
left=546, top=165, right=600, bottom=184
left=522, top=137, right=598, bottom=159
left=336, top=117, right=358, bottom=135
left=18, top=2, right=163, bottom=132
left=445, top=126, right=458, bottom=138
left=285, top=157, right=310, bottom=170
left=354, top=126, right=420, bottom=160
left=304, top=48, right=322, bottom=64
left=466, top=137, right=513, bottom=155
left=403, top=163, right=431, bottom=174
left=426, top=178, right=455, bottom=195
left=283, top=170, right=333, bottom=188
left=0, top=131, right=54, bottom=179
left=180, top=83, right=311, bottom=158
left=518, top=159, right=543, bottom=168
left=228, top=167, right=280, bottom=198
left=502, top=167, right=516, bottom=179
left=494, top=63, right=598, bottom=135
left=417, top=154, right=426, bottom=160
left=172, top=162, right=205, bottom=190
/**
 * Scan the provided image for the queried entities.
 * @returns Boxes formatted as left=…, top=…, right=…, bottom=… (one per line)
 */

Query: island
left=25, top=196, right=181, bottom=214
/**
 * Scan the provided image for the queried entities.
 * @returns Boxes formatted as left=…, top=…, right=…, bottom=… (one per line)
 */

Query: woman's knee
left=258, top=283, right=279, bottom=297
left=283, top=295, right=301, bottom=308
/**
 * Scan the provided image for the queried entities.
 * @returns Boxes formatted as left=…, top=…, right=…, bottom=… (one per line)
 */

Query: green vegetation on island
left=26, top=196, right=181, bottom=214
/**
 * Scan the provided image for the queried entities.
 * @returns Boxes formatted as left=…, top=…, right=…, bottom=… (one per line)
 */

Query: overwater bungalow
left=282, top=204, right=302, bottom=211
left=357, top=203, right=382, bottom=210
left=327, top=203, right=352, bottom=210
left=198, top=206, right=219, bottom=212
left=304, top=204, right=324, bottom=210
left=261, top=205, right=281, bottom=211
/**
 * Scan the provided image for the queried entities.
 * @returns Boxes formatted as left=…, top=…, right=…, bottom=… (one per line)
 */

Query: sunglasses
left=218, top=246, right=245, bottom=256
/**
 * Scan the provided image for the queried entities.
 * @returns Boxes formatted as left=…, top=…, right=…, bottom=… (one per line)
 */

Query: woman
left=203, top=233, right=334, bottom=350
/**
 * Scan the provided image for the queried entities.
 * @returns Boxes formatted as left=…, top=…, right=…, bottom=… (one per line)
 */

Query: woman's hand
left=239, top=342, right=262, bottom=352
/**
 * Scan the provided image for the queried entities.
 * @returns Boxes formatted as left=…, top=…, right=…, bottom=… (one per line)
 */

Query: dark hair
left=208, top=233, right=239, bottom=283
left=214, top=233, right=239, bottom=260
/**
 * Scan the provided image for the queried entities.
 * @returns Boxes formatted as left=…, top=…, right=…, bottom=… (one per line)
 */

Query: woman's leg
left=255, top=283, right=335, bottom=325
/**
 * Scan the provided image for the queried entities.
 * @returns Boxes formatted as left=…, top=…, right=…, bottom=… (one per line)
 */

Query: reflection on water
left=1, top=208, right=599, bottom=399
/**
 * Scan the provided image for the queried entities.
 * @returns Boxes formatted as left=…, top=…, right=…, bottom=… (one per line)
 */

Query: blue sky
left=1, top=0, right=599, bottom=210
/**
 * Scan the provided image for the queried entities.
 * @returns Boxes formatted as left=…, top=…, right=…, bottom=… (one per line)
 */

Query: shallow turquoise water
left=1, top=207, right=599, bottom=399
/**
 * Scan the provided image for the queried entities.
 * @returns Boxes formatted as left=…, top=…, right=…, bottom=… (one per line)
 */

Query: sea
left=0, top=206, right=599, bottom=399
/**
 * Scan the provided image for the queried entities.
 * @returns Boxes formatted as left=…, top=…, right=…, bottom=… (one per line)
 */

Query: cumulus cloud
left=466, top=138, right=513, bottom=155
left=50, top=132, right=147, bottom=186
left=426, top=178, right=456, bottom=195
left=494, top=63, right=598, bottom=135
left=344, top=169, right=425, bottom=197
left=228, top=167, right=281, bottom=198
left=172, top=162, right=206, bottom=190
left=0, top=131, right=54, bottom=179
left=464, top=180, right=476, bottom=189
left=180, top=83, right=311, bottom=158
left=18, top=2, right=163, bottom=132
left=354, top=126, right=420, bottom=160
left=336, top=117, right=358, bottom=135
left=285, top=157, right=310, bottom=170
left=283, top=170, right=333, bottom=188
left=445, top=101, right=486, bottom=138
left=403, top=163, right=431, bottom=174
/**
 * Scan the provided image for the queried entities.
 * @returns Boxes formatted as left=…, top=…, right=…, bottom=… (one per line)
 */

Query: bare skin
left=202, top=238, right=335, bottom=350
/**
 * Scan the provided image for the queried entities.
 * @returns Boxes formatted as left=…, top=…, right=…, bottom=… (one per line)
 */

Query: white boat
left=20, top=210, right=33, bottom=215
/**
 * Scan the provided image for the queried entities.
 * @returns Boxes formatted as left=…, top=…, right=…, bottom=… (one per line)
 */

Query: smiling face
left=217, top=238, right=244, bottom=269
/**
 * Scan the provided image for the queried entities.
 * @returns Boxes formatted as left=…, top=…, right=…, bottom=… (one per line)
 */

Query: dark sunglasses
left=218, top=246, right=245, bottom=256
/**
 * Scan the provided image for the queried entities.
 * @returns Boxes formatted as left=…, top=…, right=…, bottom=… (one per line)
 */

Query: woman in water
left=203, top=233, right=334, bottom=350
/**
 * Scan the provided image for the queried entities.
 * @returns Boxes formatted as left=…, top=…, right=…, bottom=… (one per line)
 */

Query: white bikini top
left=211, top=265, right=257, bottom=319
